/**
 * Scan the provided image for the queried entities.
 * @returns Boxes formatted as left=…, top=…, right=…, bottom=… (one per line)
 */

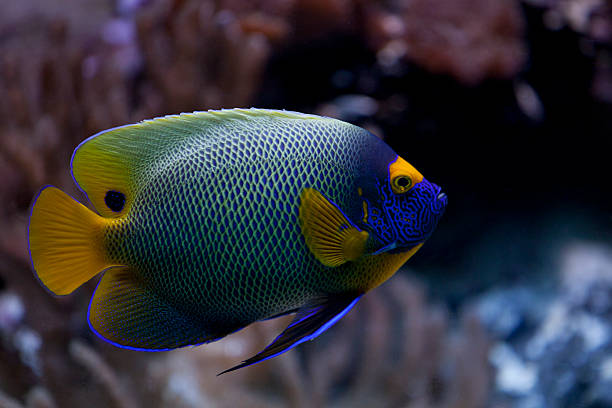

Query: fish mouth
left=431, top=189, right=447, bottom=214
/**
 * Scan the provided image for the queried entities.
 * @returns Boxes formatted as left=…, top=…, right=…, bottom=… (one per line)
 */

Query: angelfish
left=28, top=109, right=447, bottom=373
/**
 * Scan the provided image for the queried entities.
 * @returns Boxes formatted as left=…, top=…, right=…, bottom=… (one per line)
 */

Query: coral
left=363, top=0, right=528, bottom=84
left=0, top=389, right=24, bottom=408
left=525, top=0, right=612, bottom=102
left=0, top=0, right=276, bottom=280
left=3, top=0, right=608, bottom=407
left=0, top=0, right=495, bottom=401
left=0, top=1, right=277, bottom=405
left=1, top=263, right=492, bottom=408
left=138, top=274, right=492, bottom=408
left=475, top=242, right=612, bottom=407
left=69, top=341, right=138, bottom=408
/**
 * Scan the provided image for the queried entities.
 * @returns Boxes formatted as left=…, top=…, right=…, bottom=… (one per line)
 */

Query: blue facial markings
left=367, top=177, right=446, bottom=250
left=361, top=193, right=397, bottom=246
left=389, top=178, right=445, bottom=246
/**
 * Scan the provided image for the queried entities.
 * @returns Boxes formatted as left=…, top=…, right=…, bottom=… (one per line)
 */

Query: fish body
left=28, top=109, right=447, bottom=372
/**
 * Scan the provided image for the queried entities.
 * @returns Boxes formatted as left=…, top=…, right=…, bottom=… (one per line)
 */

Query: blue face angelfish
left=27, top=109, right=447, bottom=374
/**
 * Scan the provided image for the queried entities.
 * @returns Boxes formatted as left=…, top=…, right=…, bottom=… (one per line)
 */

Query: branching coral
left=0, top=1, right=277, bottom=405
left=363, top=0, right=527, bottom=84
left=69, top=341, right=138, bottom=408
left=0, top=0, right=539, bottom=406
left=138, top=274, right=492, bottom=408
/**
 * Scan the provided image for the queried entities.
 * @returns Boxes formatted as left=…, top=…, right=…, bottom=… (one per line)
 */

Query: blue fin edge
left=86, top=275, right=243, bottom=352
left=218, top=295, right=362, bottom=375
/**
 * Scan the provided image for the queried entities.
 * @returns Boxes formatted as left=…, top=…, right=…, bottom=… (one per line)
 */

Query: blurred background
left=0, top=0, right=611, bottom=407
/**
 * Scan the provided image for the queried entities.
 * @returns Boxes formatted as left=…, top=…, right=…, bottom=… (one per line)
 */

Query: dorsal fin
left=70, top=109, right=323, bottom=217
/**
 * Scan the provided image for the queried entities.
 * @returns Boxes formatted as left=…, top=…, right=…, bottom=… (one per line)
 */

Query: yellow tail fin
left=28, top=186, right=110, bottom=295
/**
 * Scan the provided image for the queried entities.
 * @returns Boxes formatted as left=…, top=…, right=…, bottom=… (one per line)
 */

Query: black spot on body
left=105, top=190, right=126, bottom=212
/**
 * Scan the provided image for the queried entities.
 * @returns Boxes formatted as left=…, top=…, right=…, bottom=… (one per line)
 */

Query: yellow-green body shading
left=29, top=109, right=445, bottom=354
left=90, top=111, right=408, bottom=339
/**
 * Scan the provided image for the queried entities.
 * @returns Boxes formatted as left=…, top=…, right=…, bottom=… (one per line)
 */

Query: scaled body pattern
left=28, top=109, right=447, bottom=373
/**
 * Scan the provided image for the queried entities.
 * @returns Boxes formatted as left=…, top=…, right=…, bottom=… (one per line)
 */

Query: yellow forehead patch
left=389, top=156, right=423, bottom=185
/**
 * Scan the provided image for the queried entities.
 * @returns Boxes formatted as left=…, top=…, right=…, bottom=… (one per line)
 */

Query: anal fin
left=88, top=268, right=225, bottom=351
left=219, top=293, right=362, bottom=375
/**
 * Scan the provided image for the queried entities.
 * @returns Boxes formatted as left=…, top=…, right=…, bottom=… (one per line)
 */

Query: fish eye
left=391, top=175, right=413, bottom=194
left=105, top=190, right=126, bottom=212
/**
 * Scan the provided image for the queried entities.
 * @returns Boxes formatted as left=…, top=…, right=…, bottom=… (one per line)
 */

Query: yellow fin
left=28, top=186, right=111, bottom=295
left=89, top=267, right=223, bottom=350
left=71, top=128, right=136, bottom=218
left=299, top=188, right=369, bottom=267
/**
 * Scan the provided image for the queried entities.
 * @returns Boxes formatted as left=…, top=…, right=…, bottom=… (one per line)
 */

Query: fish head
left=358, top=155, right=447, bottom=253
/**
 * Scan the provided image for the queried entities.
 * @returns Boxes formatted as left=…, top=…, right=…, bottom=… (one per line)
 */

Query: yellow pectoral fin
left=299, top=188, right=369, bottom=267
